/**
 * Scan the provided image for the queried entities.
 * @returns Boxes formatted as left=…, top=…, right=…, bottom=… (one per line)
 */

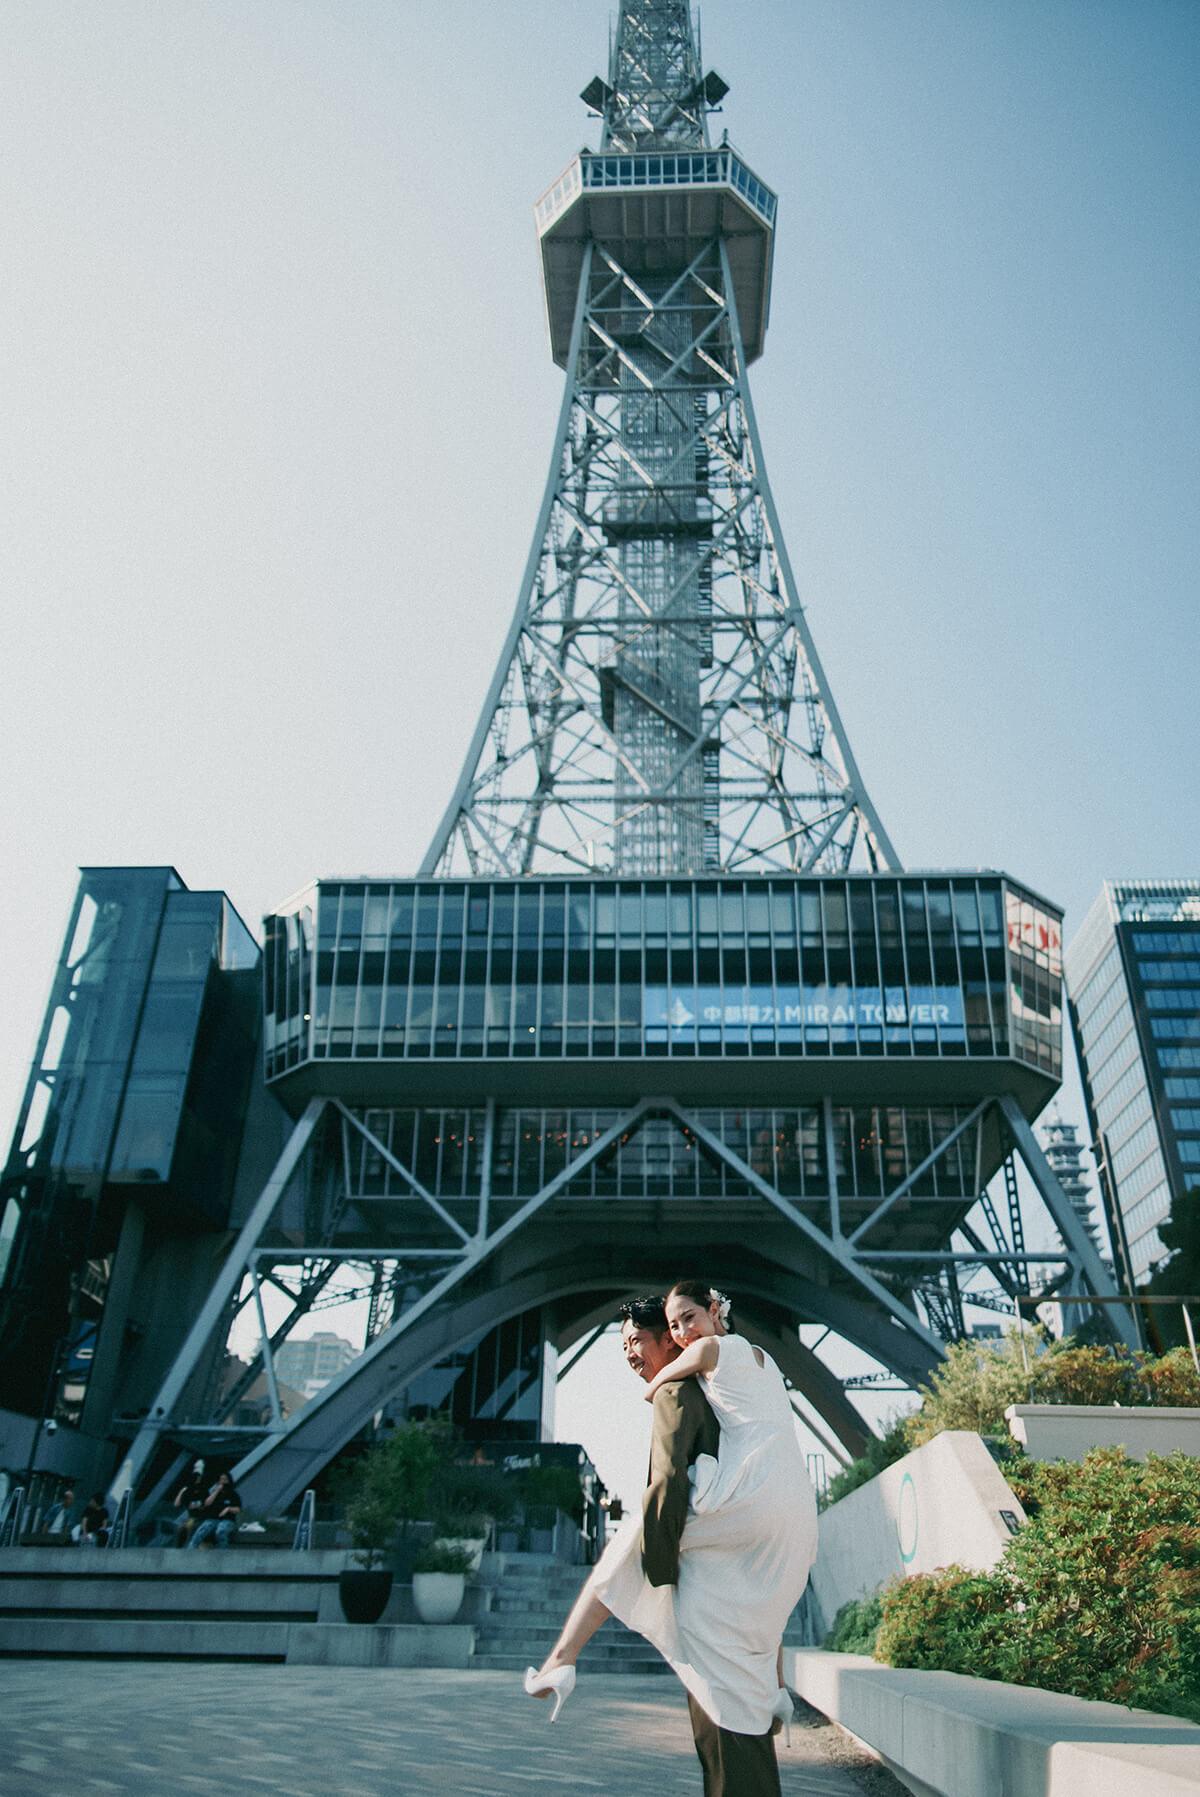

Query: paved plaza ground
left=1, top=1664, right=905, bottom=1797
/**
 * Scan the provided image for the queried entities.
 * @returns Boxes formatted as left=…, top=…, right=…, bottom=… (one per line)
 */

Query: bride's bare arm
left=642, top=1336, right=719, bottom=1401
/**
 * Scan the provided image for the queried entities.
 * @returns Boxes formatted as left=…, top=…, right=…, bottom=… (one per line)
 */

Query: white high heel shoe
left=771, top=1686, right=794, bottom=1747
left=524, top=1663, right=576, bottom=1723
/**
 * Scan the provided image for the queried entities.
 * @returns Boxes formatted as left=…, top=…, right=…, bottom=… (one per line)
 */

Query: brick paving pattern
left=0, top=1664, right=901, bottom=1797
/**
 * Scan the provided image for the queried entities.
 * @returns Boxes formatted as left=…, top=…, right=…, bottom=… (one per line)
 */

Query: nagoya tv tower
left=424, top=0, right=896, bottom=882
left=1, top=1, right=1128, bottom=1526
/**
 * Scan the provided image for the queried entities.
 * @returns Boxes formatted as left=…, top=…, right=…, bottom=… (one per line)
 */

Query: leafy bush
left=520, top=1462, right=584, bottom=1524
left=823, top=1592, right=884, bottom=1655
left=412, top=1539, right=475, bottom=1575
left=902, top=1334, right=1199, bottom=1449
left=1138, top=1347, right=1200, bottom=1408
left=1036, top=1343, right=1142, bottom=1408
left=874, top=1448, right=1200, bottom=1723
left=903, top=1330, right=1039, bottom=1446
left=823, top=1418, right=912, bottom=1509
left=875, top=1565, right=1016, bottom=1674
left=429, top=1459, right=517, bottom=1533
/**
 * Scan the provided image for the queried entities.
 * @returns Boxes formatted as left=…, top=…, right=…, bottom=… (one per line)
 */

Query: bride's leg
left=532, top=1581, right=611, bottom=1682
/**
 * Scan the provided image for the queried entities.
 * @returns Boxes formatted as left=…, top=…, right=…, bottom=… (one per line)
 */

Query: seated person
left=170, top=1461, right=208, bottom=1547
left=77, top=1492, right=109, bottom=1547
left=187, top=1472, right=242, bottom=1549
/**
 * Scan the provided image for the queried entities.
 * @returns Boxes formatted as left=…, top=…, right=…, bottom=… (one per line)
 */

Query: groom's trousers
left=687, top=1693, right=781, bottom=1797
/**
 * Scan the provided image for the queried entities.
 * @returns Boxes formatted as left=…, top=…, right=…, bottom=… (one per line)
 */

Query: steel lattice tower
left=425, top=0, right=896, bottom=881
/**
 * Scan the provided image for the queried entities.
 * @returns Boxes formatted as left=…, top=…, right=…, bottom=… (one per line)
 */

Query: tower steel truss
left=423, top=2, right=896, bottom=880
left=105, top=0, right=1135, bottom=1521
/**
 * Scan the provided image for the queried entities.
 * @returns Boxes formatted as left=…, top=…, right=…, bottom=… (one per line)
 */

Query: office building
left=1066, top=880, right=1200, bottom=1285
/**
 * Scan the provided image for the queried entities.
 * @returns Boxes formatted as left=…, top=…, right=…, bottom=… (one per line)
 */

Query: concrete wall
left=808, top=1431, right=1023, bottom=1639
left=1006, top=1404, right=1200, bottom=1463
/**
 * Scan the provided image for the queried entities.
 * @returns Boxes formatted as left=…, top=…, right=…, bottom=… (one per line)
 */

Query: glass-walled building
left=1065, top=880, right=1200, bottom=1284
left=263, top=872, right=1061, bottom=1086
left=250, top=869, right=1066, bottom=1424
left=0, top=868, right=261, bottom=1459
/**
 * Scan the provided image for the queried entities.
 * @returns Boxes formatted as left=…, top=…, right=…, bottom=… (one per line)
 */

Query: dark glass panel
left=542, top=888, right=566, bottom=942
left=902, top=889, right=933, bottom=984
left=390, top=890, right=414, bottom=938
left=516, top=888, right=541, bottom=941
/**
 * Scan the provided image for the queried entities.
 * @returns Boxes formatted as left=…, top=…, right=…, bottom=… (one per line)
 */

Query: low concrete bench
left=788, top=1648, right=1200, bottom=1797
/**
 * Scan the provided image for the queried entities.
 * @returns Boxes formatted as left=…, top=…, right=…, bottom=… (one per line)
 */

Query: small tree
left=343, top=1417, right=452, bottom=1569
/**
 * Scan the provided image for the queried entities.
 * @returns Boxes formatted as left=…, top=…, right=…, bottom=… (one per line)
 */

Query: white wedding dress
left=587, top=1331, right=819, bottom=1734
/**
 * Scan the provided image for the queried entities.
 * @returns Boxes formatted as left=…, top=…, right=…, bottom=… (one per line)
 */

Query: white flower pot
left=412, top=1570, right=465, bottom=1624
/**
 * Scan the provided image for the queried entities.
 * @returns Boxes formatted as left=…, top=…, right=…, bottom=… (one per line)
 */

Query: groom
left=619, top=1297, right=782, bottom=1797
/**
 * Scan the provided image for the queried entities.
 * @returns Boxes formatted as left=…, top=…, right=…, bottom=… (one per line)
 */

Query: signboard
left=643, top=985, right=965, bottom=1037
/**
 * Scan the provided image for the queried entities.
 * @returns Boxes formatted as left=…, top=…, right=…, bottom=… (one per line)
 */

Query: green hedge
left=873, top=1448, right=1200, bottom=1723
left=823, top=1592, right=884, bottom=1655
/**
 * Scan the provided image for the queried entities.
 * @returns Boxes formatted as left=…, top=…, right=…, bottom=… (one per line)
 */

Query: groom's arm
left=641, top=1381, right=719, bottom=1587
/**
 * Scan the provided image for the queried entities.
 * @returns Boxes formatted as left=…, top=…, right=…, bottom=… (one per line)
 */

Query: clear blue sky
left=2, top=1, right=1197, bottom=1499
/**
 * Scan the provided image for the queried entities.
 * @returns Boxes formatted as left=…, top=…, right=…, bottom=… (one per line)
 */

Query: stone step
left=475, top=1636, right=658, bottom=1661
left=0, top=1616, right=292, bottom=1660
left=472, top=1651, right=675, bottom=1675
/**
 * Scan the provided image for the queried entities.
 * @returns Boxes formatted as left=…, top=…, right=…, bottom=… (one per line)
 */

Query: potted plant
left=337, top=1419, right=447, bottom=1623
left=339, top=1489, right=397, bottom=1624
left=411, top=1539, right=474, bottom=1623
left=429, top=1510, right=490, bottom=1573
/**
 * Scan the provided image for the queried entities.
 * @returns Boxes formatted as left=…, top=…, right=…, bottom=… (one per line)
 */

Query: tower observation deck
left=103, top=0, right=1131, bottom=1522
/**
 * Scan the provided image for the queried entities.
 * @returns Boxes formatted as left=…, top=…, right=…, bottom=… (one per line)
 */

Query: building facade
left=0, top=868, right=266, bottom=1493
left=1065, top=880, right=1200, bottom=1286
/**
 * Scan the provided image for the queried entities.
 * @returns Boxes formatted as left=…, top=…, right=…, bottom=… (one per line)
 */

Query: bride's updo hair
left=667, top=1279, right=735, bottom=1332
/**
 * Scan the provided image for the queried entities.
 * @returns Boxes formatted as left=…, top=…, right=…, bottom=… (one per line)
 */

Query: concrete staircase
left=0, top=1545, right=808, bottom=1674
left=0, top=1548, right=477, bottom=1666
left=473, top=1551, right=671, bottom=1674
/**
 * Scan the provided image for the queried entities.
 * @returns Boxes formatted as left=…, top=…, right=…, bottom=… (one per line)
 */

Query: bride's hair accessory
left=710, top=1289, right=731, bottom=1324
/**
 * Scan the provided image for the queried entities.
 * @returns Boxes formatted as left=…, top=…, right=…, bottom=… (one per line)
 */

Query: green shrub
left=823, top=1417, right=912, bottom=1509
left=903, top=1335, right=1198, bottom=1450
left=874, top=1448, right=1200, bottom=1723
left=1138, top=1347, right=1200, bottom=1408
left=824, top=1591, right=884, bottom=1655
left=412, top=1539, right=475, bottom=1575
left=520, top=1462, right=584, bottom=1524
left=875, top=1565, right=1016, bottom=1676
left=903, top=1330, right=1040, bottom=1447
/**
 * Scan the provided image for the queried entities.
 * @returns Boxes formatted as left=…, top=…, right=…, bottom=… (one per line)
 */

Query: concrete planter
left=411, top=1571, right=464, bottom=1624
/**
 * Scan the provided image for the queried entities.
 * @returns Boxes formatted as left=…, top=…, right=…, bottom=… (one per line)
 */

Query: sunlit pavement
left=0, top=1663, right=900, bottom=1796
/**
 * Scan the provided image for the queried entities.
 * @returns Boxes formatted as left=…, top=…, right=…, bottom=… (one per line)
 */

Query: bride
left=524, top=1279, right=818, bottom=1736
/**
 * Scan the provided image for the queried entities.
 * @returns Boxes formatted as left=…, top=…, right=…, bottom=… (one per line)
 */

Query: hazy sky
left=2, top=1, right=1198, bottom=1500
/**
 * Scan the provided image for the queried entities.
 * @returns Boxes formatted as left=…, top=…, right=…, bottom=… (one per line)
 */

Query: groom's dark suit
left=641, top=1380, right=782, bottom=1797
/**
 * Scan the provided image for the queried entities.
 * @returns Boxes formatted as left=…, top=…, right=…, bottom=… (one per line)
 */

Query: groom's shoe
left=524, top=1663, right=576, bottom=1723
